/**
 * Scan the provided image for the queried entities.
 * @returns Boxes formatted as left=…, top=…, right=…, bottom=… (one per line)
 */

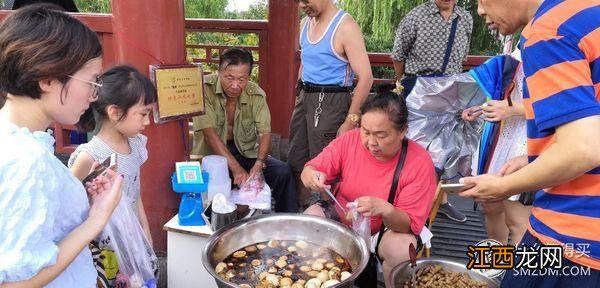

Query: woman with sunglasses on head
left=0, top=4, right=122, bottom=287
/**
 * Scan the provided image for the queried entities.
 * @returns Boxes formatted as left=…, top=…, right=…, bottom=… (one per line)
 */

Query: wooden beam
left=185, top=18, right=268, bottom=32
left=265, top=1, right=299, bottom=137
left=112, top=0, right=187, bottom=252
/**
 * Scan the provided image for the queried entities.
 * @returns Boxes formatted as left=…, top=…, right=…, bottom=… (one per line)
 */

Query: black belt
left=301, top=82, right=352, bottom=93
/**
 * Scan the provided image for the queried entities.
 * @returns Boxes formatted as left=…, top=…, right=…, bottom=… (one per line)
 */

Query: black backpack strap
left=441, top=16, right=460, bottom=75
left=374, top=138, right=409, bottom=258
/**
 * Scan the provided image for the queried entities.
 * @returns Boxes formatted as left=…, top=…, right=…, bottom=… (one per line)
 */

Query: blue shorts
left=501, top=231, right=600, bottom=288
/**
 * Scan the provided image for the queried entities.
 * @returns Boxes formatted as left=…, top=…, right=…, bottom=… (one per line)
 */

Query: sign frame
left=149, top=64, right=205, bottom=123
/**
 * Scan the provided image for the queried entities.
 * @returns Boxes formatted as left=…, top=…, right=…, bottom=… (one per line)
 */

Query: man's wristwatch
left=347, top=113, right=360, bottom=126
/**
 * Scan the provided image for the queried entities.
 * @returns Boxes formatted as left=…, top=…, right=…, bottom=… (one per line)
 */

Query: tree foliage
left=71, top=0, right=499, bottom=55
left=74, top=0, right=111, bottom=13
left=74, top=0, right=265, bottom=80
left=184, top=0, right=267, bottom=81
left=71, top=0, right=502, bottom=79
left=184, top=0, right=267, bottom=19
left=185, top=0, right=228, bottom=19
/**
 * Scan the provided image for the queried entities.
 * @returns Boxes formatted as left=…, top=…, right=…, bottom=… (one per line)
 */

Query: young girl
left=68, top=65, right=157, bottom=286
left=69, top=65, right=155, bottom=243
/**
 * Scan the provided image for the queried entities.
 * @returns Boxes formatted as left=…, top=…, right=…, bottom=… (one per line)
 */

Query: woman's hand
left=355, top=196, right=394, bottom=217
left=461, top=106, right=483, bottom=122
left=300, top=166, right=330, bottom=193
left=87, top=170, right=123, bottom=233
left=85, top=166, right=115, bottom=197
left=498, top=155, right=529, bottom=176
left=481, top=100, right=516, bottom=122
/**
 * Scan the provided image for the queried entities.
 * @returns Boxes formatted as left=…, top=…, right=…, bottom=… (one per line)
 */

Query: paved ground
left=430, top=194, right=488, bottom=263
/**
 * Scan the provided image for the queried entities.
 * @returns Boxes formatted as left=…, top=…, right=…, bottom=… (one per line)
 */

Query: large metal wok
left=386, top=256, right=501, bottom=288
left=202, top=213, right=370, bottom=288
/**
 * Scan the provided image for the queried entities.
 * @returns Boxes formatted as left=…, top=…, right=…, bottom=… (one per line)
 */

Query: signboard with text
left=150, top=64, right=205, bottom=123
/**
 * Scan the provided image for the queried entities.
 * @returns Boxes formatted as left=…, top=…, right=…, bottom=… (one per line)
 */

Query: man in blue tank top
left=288, top=0, right=373, bottom=207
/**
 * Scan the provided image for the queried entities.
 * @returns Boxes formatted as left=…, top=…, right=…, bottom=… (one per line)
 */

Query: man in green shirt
left=192, top=48, right=298, bottom=212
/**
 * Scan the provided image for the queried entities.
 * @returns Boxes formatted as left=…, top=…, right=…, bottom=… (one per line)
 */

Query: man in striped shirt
left=461, top=0, right=600, bottom=286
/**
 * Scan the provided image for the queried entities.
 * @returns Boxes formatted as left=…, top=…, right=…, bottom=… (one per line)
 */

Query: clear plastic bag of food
left=346, top=201, right=371, bottom=252
left=92, top=194, right=159, bottom=288
left=229, top=171, right=272, bottom=210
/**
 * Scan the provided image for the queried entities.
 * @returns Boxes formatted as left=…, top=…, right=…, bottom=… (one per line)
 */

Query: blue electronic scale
left=170, top=171, right=209, bottom=226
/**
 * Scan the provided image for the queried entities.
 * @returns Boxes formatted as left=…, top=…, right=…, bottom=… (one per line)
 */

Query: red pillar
left=266, top=1, right=299, bottom=137
left=112, top=0, right=187, bottom=252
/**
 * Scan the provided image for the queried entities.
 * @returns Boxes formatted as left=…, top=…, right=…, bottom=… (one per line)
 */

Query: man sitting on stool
left=191, top=48, right=298, bottom=213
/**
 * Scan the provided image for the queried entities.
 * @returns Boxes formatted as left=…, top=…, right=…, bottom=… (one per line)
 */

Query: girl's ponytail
left=77, top=106, right=97, bottom=132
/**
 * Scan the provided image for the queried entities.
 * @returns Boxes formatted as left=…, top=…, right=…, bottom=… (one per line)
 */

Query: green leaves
left=74, top=0, right=111, bottom=13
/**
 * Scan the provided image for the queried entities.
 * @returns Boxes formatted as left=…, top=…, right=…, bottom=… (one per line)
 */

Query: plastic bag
left=346, top=201, right=371, bottom=252
left=228, top=171, right=271, bottom=210
left=405, top=72, right=486, bottom=180
left=93, top=194, right=159, bottom=288
left=211, top=193, right=236, bottom=214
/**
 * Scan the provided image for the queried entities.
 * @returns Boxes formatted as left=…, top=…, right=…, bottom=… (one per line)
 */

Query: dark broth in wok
left=215, top=239, right=353, bottom=287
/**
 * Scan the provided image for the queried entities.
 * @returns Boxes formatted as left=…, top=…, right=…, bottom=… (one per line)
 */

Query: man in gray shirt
left=392, top=0, right=473, bottom=223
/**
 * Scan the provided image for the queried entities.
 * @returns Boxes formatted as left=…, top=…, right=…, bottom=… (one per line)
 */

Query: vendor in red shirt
left=301, top=86, right=437, bottom=283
